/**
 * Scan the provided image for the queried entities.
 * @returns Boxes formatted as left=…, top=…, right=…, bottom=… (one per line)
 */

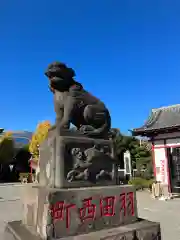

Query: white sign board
left=154, top=148, right=168, bottom=184
left=123, top=150, right=132, bottom=176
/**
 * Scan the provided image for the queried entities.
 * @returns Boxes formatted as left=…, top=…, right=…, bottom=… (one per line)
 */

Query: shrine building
left=132, top=104, right=180, bottom=194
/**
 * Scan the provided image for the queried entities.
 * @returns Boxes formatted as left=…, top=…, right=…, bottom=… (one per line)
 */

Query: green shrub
left=128, top=177, right=154, bottom=190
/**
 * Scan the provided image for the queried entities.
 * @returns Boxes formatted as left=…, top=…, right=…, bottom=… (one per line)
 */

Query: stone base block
left=4, top=218, right=161, bottom=240
left=22, top=185, right=137, bottom=239
left=39, top=133, right=118, bottom=188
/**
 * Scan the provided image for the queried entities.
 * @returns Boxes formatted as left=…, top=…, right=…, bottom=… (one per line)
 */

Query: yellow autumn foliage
left=29, top=121, right=51, bottom=158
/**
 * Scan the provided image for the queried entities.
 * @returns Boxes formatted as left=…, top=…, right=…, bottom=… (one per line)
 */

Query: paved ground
left=0, top=185, right=180, bottom=239
left=0, top=184, right=23, bottom=239
left=137, top=191, right=180, bottom=240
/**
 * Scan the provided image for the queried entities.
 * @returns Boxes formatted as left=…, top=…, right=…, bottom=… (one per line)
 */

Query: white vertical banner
left=154, top=148, right=168, bottom=184
left=123, top=150, right=132, bottom=176
left=160, top=159, right=165, bottom=183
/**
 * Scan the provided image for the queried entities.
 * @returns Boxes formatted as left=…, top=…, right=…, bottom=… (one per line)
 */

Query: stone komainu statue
left=45, top=62, right=111, bottom=138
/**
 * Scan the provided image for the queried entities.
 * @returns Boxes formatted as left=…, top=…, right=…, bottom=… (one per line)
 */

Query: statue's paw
left=67, top=170, right=77, bottom=182
left=79, top=125, right=95, bottom=133
left=82, top=130, right=91, bottom=135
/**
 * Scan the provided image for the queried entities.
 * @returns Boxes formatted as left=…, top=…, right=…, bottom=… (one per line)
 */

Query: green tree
left=114, top=132, right=152, bottom=175
left=23, top=144, right=30, bottom=152
left=0, top=131, right=15, bottom=164
left=113, top=130, right=134, bottom=168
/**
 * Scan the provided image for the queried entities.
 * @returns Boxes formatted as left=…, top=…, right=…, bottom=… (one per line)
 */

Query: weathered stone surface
left=21, top=184, right=38, bottom=230
left=4, top=219, right=161, bottom=240
left=21, top=185, right=137, bottom=239
left=4, top=221, right=40, bottom=240
left=45, top=61, right=111, bottom=140
left=4, top=61, right=162, bottom=240
left=39, top=132, right=118, bottom=189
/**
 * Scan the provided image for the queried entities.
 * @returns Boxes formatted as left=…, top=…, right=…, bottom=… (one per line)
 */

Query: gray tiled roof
left=134, top=104, right=180, bottom=132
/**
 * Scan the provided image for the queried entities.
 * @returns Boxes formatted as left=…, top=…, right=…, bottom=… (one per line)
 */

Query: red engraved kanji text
left=100, top=196, right=116, bottom=217
left=49, top=201, right=76, bottom=229
left=126, top=192, right=134, bottom=216
left=119, top=193, right=126, bottom=217
left=79, top=197, right=96, bottom=222
left=49, top=201, right=64, bottom=220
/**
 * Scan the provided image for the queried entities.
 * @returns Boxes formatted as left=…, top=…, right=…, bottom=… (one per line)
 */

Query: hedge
left=128, top=177, right=154, bottom=190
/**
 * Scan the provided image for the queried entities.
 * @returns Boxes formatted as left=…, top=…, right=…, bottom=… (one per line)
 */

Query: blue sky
left=1, top=1, right=180, bottom=134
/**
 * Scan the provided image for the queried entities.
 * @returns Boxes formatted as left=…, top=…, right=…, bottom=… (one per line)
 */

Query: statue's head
left=45, top=61, right=76, bottom=91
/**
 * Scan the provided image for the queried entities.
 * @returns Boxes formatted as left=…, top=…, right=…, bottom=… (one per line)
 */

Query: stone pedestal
left=21, top=185, right=137, bottom=239
left=5, top=219, right=161, bottom=240
left=4, top=184, right=161, bottom=240
left=4, top=131, right=162, bottom=239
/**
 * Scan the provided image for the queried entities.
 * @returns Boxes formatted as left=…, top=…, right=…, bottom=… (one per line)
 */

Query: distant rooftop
left=152, top=103, right=180, bottom=111
left=0, top=130, right=33, bottom=148
left=132, top=104, right=180, bottom=136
